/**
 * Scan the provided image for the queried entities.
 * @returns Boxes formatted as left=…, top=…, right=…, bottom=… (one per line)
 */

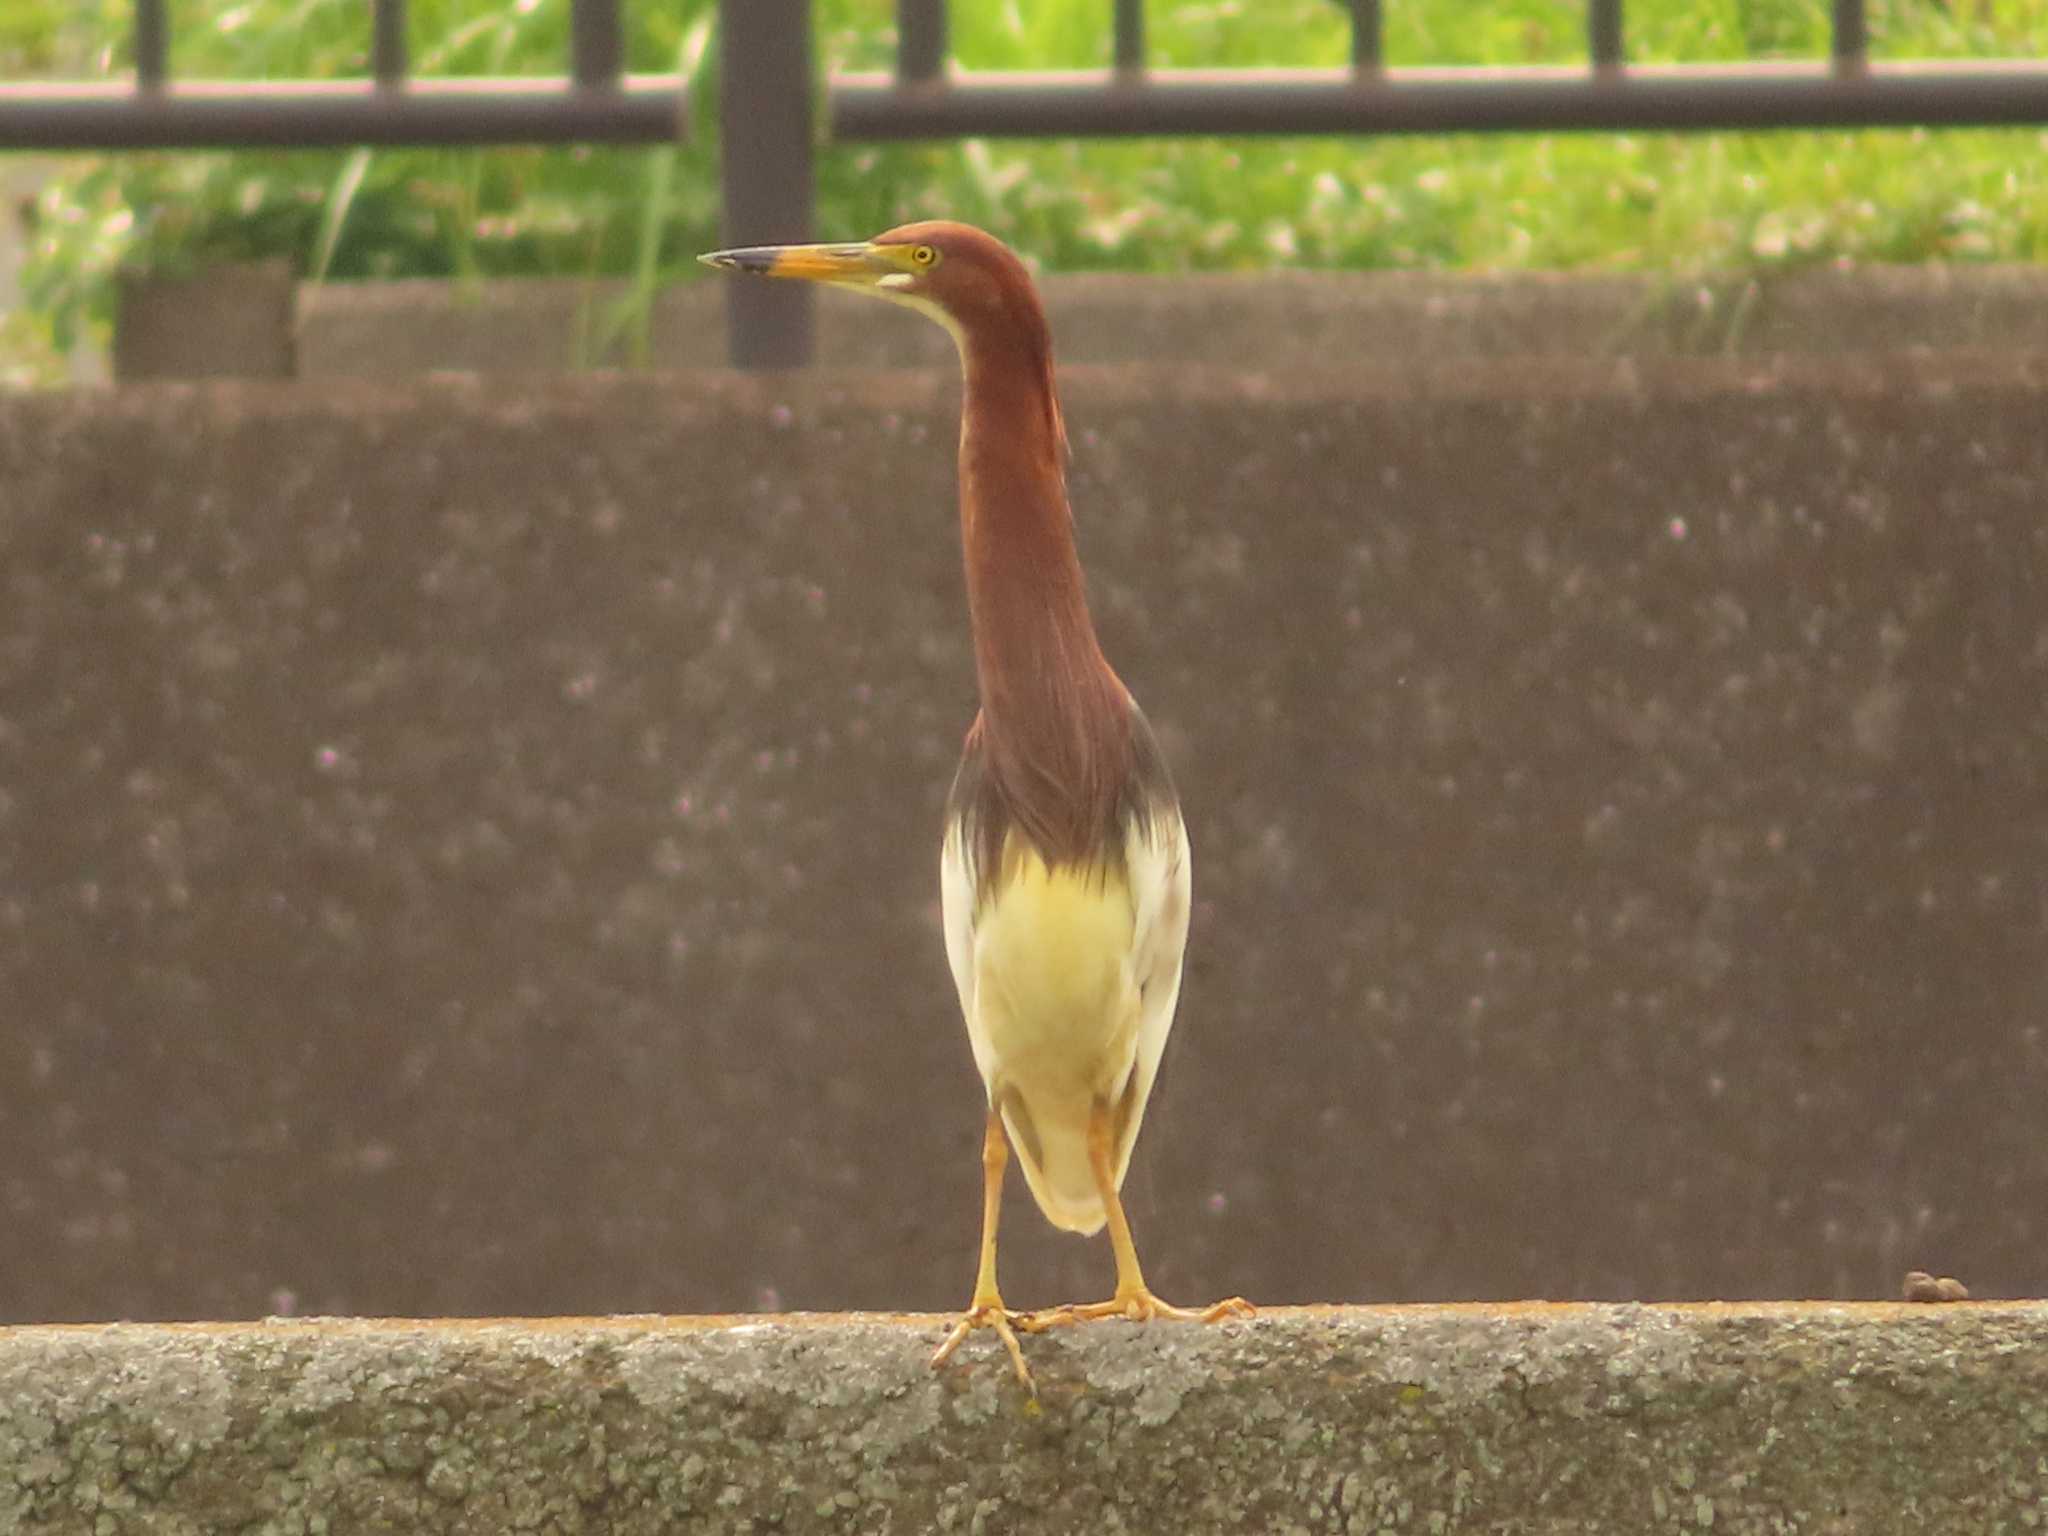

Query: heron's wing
left=940, top=717, right=995, bottom=1086
left=1107, top=707, right=1192, bottom=1188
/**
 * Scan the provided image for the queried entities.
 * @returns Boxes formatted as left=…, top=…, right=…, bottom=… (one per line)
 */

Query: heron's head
left=700, top=220, right=1046, bottom=356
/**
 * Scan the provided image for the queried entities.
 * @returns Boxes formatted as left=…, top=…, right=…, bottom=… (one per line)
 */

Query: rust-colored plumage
left=701, top=221, right=1251, bottom=1391
left=936, top=232, right=1134, bottom=876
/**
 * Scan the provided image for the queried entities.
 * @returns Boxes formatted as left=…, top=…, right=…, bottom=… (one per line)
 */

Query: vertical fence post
left=133, top=0, right=168, bottom=89
left=1832, top=0, right=1868, bottom=73
left=372, top=0, right=408, bottom=87
left=899, top=0, right=947, bottom=85
left=1113, top=0, right=1146, bottom=75
left=571, top=0, right=623, bottom=88
left=1589, top=0, right=1624, bottom=73
left=1350, top=0, right=1382, bottom=74
left=718, top=0, right=815, bottom=368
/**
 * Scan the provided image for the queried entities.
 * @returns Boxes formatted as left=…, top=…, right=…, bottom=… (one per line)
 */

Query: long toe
left=931, top=1302, right=1035, bottom=1392
left=1027, top=1289, right=1256, bottom=1329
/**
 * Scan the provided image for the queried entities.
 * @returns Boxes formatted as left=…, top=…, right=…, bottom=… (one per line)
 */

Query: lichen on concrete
left=3, top=1305, right=2045, bottom=1533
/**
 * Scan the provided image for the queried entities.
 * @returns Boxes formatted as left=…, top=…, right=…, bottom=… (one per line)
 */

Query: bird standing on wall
left=701, top=222, right=1251, bottom=1389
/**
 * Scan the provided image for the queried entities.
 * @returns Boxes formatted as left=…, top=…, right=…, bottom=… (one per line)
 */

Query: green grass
left=5, top=0, right=2048, bottom=382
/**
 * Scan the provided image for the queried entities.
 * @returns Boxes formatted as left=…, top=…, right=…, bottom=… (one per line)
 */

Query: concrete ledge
left=4, top=1305, right=2045, bottom=1533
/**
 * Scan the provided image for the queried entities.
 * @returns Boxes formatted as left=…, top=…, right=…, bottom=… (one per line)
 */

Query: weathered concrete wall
left=3, top=1305, right=2044, bottom=1534
left=99, top=264, right=2048, bottom=378
left=286, top=264, right=2048, bottom=375
left=1, top=354, right=2045, bottom=1327
left=114, top=263, right=297, bottom=381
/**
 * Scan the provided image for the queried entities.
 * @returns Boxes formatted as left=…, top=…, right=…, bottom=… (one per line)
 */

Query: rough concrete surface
left=2, top=1305, right=2045, bottom=1534
left=113, top=262, right=297, bottom=381
left=1, top=353, right=2046, bottom=1327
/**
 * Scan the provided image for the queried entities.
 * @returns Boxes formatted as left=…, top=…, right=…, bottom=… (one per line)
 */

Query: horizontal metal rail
left=0, top=0, right=685, bottom=149
left=832, top=60, right=2048, bottom=139
left=0, top=77, right=691, bottom=150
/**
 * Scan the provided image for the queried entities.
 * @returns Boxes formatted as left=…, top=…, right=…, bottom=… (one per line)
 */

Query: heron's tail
left=999, top=1088, right=1143, bottom=1236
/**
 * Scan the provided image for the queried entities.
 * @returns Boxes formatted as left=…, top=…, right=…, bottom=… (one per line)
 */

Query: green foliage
left=8, top=0, right=2048, bottom=376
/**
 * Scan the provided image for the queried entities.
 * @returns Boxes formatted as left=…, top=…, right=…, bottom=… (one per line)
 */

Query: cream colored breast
left=970, top=848, right=1139, bottom=1103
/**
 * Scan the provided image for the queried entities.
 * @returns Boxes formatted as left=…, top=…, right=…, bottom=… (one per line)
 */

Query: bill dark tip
left=699, top=248, right=776, bottom=274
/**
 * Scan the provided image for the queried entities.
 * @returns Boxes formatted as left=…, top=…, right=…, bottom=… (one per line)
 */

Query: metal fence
left=5, top=0, right=2048, bottom=365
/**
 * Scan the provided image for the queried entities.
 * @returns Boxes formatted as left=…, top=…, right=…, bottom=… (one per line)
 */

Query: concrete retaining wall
left=3, top=1305, right=2044, bottom=1534
left=1, top=352, right=2045, bottom=1326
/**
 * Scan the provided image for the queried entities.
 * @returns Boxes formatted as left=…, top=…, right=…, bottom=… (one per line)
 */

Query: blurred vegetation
left=4, top=0, right=2048, bottom=381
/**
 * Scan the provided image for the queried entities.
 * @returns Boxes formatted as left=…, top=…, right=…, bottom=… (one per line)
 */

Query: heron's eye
left=910, top=244, right=939, bottom=268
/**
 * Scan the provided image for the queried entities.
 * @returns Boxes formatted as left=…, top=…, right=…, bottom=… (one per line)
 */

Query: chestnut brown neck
left=955, top=315, right=1131, bottom=863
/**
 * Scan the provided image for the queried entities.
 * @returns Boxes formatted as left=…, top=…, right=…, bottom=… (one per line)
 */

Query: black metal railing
left=0, top=0, right=686, bottom=148
left=5, top=0, right=2048, bottom=367
left=829, top=0, right=2048, bottom=141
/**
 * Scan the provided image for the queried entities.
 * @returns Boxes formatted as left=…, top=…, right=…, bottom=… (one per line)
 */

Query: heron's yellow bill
left=699, top=241, right=912, bottom=289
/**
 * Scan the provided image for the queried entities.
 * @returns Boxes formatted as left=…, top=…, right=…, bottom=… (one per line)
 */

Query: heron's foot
left=1028, top=1288, right=1256, bottom=1329
left=931, top=1295, right=1035, bottom=1391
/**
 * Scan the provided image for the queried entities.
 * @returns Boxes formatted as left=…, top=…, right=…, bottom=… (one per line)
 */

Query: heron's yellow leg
left=1029, top=1101, right=1255, bottom=1328
left=930, top=1107, right=1034, bottom=1390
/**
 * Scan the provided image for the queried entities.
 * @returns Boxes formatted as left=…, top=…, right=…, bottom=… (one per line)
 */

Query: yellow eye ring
left=910, top=244, right=939, bottom=267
